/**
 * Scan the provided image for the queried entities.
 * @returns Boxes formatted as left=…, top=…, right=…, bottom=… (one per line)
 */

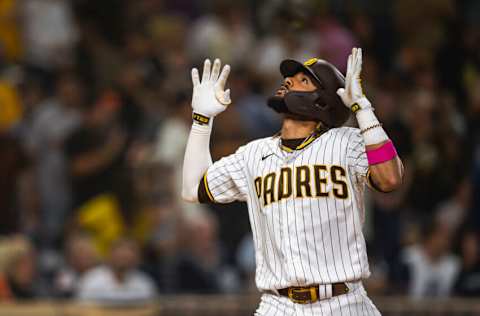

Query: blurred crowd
left=0, top=0, right=479, bottom=305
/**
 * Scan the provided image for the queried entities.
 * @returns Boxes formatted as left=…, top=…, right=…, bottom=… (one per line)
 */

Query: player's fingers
left=217, top=64, right=231, bottom=90
left=351, top=47, right=358, bottom=72
left=336, top=87, right=345, bottom=97
left=211, top=58, right=221, bottom=81
left=224, top=89, right=231, bottom=102
left=344, top=77, right=350, bottom=96
left=215, top=88, right=231, bottom=105
left=191, top=68, right=200, bottom=87
left=347, top=53, right=352, bottom=72
left=357, top=48, right=363, bottom=72
left=345, top=58, right=350, bottom=77
left=352, top=48, right=362, bottom=81
left=202, top=59, right=211, bottom=83
left=346, top=54, right=352, bottom=80
left=346, top=54, right=353, bottom=87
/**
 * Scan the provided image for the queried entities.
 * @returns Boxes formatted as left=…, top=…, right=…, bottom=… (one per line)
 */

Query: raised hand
left=336, top=48, right=372, bottom=112
left=191, top=58, right=231, bottom=119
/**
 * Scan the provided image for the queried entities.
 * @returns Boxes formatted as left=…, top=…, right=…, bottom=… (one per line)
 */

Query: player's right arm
left=181, top=58, right=231, bottom=202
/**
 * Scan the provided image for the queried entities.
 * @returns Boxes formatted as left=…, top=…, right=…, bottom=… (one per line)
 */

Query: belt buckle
left=287, top=286, right=318, bottom=304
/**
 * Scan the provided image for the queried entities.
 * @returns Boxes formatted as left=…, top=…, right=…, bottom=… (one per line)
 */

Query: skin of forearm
left=367, top=140, right=404, bottom=192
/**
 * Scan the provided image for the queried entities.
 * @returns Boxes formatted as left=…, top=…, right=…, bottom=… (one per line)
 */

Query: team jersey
left=202, top=127, right=371, bottom=291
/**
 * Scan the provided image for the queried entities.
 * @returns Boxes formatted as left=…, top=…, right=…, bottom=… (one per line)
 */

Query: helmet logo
left=303, top=58, right=318, bottom=66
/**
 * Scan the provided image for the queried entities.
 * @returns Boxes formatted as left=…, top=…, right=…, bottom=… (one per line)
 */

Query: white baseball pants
left=254, top=282, right=381, bottom=316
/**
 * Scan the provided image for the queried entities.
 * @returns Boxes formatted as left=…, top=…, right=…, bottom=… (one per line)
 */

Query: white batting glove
left=336, top=47, right=372, bottom=113
left=191, top=58, right=231, bottom=121
left=337, top=48, right=388, bottom=145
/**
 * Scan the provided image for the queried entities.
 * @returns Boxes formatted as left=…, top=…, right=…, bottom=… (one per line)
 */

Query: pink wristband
left=366, top=140, right=397, bottom=165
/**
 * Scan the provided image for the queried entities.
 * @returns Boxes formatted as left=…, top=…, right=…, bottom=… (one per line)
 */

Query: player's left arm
left=365, top=144, right=404, bottom=192
left=338, top=48, right=404, bottom=192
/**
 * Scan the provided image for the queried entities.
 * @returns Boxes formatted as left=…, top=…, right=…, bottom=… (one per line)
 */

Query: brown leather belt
left=267, top=283, right=349, bottom=304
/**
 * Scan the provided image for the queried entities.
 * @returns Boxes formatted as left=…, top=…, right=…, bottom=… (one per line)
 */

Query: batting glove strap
left=192, top=112, right=211, bottom=125
left=350, top=97, right=372, bottom=113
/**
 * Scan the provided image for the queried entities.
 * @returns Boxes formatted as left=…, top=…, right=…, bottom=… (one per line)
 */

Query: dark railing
left=0, top=296, right=479, bottom=316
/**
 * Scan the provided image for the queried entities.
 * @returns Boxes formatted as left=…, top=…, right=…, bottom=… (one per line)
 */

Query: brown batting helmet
left=267, top=57, right=351, bottom=128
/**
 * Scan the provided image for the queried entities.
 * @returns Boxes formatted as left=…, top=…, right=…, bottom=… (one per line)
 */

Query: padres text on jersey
left=203, top=127, right=370, bottom=291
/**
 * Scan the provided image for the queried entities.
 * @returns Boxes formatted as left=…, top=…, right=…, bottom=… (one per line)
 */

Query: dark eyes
left=302, top=77, right=309, bottom=84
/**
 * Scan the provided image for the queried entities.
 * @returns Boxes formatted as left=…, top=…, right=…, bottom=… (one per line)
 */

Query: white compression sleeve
left=354, top=98, right=389, bottom=146
left=181, top=120, right=213, bottom=202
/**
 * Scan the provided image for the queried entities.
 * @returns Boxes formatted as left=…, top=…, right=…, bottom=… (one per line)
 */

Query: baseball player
left=182, top=47, right=403, bottom=315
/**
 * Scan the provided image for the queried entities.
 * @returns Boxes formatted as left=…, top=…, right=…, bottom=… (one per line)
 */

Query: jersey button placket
left=285, top=157, right=298, bottom=283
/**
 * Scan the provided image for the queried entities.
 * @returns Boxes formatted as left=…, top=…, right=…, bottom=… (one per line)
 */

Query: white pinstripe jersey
left=204, top=127, right=371, bottom=291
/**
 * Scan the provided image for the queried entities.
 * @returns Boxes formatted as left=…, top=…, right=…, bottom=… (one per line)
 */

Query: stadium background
left=0, top=0, right=479, bottom=314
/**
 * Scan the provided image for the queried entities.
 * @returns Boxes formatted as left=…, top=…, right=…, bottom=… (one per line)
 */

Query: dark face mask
left=266, top=91, right=322, bottom=122
left=267, top=88, right=345, bottom=126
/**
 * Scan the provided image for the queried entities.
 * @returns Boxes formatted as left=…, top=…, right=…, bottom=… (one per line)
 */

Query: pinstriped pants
left=254, top=282, right=381, bottom=316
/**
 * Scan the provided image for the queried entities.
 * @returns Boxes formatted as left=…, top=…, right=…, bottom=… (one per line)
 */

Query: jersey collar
left=279, top=123, right=329, bottom=153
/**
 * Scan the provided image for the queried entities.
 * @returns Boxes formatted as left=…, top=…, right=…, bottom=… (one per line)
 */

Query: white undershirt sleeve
left=353, top=100, right=389, bottom=145
left=181, top=121, right=214, bottom=202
